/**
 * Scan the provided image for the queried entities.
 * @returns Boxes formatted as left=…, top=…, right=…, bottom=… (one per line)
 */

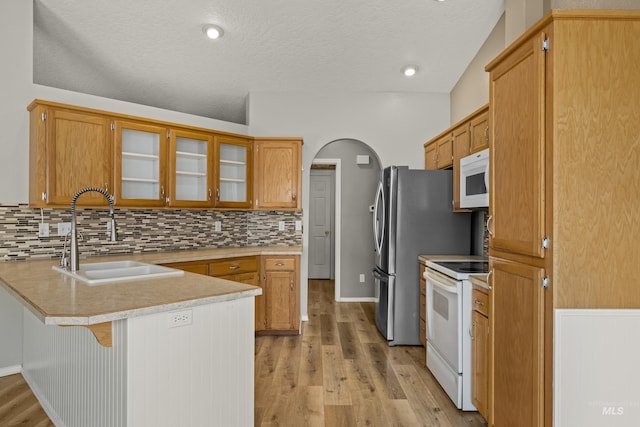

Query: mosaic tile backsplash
left=0, top=205, right=303, bottom=262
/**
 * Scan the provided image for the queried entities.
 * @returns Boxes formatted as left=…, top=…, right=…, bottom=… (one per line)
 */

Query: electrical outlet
left=168, top=309, right=192, bottom=328
left=214, top=221, right=221, bottom=232
left=295, top=220, right=302, bottom=231
left=359, top=274, right=365, bottom=283
left=278, top=221, right=285, bottom=231
left=38, top=223, right=50, bottom=237
left=57, top=222, right=71, bottom=236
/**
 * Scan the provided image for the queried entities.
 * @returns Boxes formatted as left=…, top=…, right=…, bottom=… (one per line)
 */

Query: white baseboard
left=336, top=297, right=377, bottom=303
left=0, top=365, right=21, bottom=377
left=22, top=366, right=70, bottom=427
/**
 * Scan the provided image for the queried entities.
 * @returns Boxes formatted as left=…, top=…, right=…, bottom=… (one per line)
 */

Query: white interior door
left=309, top=169, right=334, bottom=279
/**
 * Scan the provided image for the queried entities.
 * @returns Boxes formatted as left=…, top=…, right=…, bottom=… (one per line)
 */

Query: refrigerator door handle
left=373, top=181, right=385, bottom=254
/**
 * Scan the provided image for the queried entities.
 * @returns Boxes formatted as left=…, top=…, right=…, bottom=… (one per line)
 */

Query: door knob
left=324, top=230, right=330, bottom=236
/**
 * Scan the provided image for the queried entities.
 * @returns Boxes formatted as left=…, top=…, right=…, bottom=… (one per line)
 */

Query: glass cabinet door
left=215, top=136, right=252, bottom=208
left=114, top=121, right=167, bottom=206
left=169, top=129, right=214, bottom=207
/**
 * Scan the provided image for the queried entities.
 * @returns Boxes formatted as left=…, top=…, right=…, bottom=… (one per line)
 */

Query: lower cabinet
left=419, top=263, right=427, bottom=346
left=208, top=257, right=263, bottom=332
left=161, top=254, right=299, bottom=335
left=471, top=282, right=491, bottom=421
left=490, top=258, right=545, bottom=427
left=261, top=255, right=300, bottom=334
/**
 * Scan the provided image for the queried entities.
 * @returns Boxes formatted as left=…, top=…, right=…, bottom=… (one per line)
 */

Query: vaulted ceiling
left=34, top=0, right=504, bottom=124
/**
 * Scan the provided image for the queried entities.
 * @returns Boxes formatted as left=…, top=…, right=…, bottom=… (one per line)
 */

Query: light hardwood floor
left=0, top=374, right=54, bottom=427
left=255, top=279, right=487, bottom=427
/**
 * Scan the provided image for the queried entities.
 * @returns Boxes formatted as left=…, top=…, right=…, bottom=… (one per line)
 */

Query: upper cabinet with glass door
left=168, top=129, right=214, bottom=208
left=113, top=120, right=167, bottom=207
left=214, top=135, right=252, bottom=208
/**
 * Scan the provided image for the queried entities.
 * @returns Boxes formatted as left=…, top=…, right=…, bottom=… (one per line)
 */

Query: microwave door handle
left=484, top=160, right=490, bottom=191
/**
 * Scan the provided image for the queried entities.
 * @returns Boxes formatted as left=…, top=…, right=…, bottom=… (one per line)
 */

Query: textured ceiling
left=33, top=0, right=504, bottom=124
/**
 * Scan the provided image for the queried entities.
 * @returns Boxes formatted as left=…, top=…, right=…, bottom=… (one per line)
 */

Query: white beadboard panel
left=555, top=309, right=640, bottom=427
left=127, top=297, right=255, bottom=427
left=22, top=308, right=127, bottom=427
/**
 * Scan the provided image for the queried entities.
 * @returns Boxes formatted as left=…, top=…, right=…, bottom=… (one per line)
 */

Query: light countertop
left=0, top=246, right=302, bottom=326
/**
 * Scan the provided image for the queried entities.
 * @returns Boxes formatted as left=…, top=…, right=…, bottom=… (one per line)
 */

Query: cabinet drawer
left=472, top=288, right=490, bottom=317
left=264, top=257, right=295, bottom=271
left=162, top=261, right=209, bottom=276
left=208, top=256, right=258, bottom=276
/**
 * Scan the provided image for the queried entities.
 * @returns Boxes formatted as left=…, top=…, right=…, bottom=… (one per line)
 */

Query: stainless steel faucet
left=69, top=187, right=117, bottom=272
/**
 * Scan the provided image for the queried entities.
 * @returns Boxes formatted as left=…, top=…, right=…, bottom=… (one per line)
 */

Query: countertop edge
left=43, top=288, right=263, bottom=325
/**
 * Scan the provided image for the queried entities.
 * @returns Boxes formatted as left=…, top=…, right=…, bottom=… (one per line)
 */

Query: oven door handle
left=426, top=271, right=459, bottom=294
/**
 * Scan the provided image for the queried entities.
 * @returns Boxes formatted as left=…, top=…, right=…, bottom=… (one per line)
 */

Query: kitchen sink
left=52, top=260, right=184, bottom=285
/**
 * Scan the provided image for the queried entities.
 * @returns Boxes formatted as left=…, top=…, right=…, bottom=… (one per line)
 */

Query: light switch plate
left=57, top=222, right=71, bottom=236
left=214, top=221, right=221, bottom=232
left=38, top=223, right=50, bottom=238
left=278, top=221, right=285, bottom=231
left=295, top=221, right=302, bottom=231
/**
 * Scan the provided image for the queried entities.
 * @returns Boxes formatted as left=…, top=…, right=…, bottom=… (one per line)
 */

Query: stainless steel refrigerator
left=372, top=166, right=470, bottom=345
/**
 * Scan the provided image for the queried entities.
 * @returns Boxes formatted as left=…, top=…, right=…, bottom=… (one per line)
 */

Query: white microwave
left=459, top=148, right=489, bottom=208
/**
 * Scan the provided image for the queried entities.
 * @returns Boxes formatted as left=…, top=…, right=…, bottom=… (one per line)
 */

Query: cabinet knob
left=292, top=193, right=297, bottom=201
left=229, top=264, right=240, bottom=270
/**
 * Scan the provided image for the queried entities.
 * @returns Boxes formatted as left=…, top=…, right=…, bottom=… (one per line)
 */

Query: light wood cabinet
left=471, top=284, right=490, bottom=421
left=168, top=129, right=214, bottom=208
left=28, top=101, right=112, bottom=207
left=28, top=100, right=301, bottom=212
left=254, top=138, right=302, bottom=210
left=113, top=120, right=168, bottom=207
left=423, top=134, right=452, bottom=170
left=469, top=110, right=489, bottom=154
left=452, top=122, right=471, bottom=212
left=490, top=259, right=545, bottom=427
left=214, top=135, right=253, bottom=209
left=208, top=256, right=262, bottom=331
left=162, top=254, right=301, bottom=335
left=423, top=104, right=488, bottom=211
left=161, top=260, right=209, bottom=275
left=261, top=255, right=300, bottom=333
left=486, top=10, right=640, bottom=427
left=419, top=263, right=426, bottom=346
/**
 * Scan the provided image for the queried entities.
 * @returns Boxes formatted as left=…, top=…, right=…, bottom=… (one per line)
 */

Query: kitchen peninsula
left=0, top=246, right=300, bottom=427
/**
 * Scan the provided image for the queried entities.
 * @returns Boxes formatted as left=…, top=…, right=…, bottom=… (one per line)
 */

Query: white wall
left=248, top=91, right=450, bottom=319
left=450, top=14, right=506, bottom=124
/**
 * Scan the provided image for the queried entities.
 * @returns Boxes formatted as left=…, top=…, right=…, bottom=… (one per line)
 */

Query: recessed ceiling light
left=402, top=65, right=419, bottom=77
left=203, top=24, right=224, bottom=40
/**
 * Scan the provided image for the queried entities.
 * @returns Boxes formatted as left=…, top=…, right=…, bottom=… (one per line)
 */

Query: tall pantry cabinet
left=485, top=10, right=640, bottom=427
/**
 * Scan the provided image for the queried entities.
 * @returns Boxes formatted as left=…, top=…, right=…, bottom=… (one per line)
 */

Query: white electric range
left=424, top=258, right=488, bottom=411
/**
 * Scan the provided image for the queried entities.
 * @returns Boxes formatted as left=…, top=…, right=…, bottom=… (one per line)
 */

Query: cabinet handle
left=292, top=193, right=297, bottom=201
left=229, top=264, right=240, bottom=270
left=275, top=262, right=285, bottom=267
left=469, top=323, right=474, bottom=340
left=290, top=280, right=294, bottom=290
left=208, top=189, right=212, bottom=200
left=484, top=126, right=489, bottom=142
left=473, top=298, right=484, bottom=307
left=160, top=186, right=165, bottom=199
left=104, top=183, right=109, bottom=192
left=487, top=270, right=493, bottom=291
left=486, top=215, right=494, bottom=237
left=216, top=188, right=220, bottom=201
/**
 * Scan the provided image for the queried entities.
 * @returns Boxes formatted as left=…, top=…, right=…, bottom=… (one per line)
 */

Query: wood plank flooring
left=255, top=279, right=487, bottom=427
left=0, top=374, right=54, bottom=427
